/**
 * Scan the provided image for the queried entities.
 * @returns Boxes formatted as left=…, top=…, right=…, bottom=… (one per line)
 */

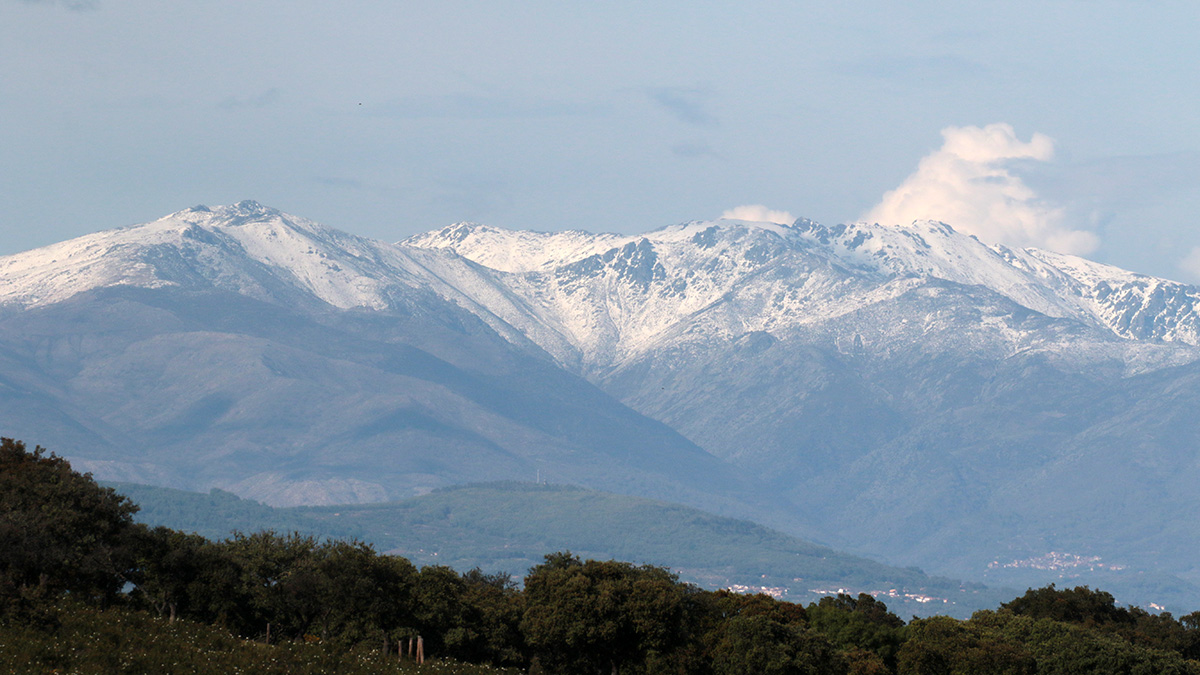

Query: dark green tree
left=456, top=568, right=526, bottom=666
left=181, top=538, right=252, bottom=631
left=708, top=612, right=847, bottom=675
left=219, top=530, right=322, bottom=640
left=318, top=542, right=417, bottom=648
left=807, top=593, right=905, bottom=671
left=999, top=584, right=1200, bottom=659
left=973, top=609, right=1200, bottom=675
left=130, top=526, right=209, bottom=622
left=413, top=564, right=470, bottom=658
left=707, top=588, right=809, bottom=626
left=1001, top=585, right=1132, bottom=628
left=0, top=438, right=141, bottom=611
left=898, top=615, right=1034, bottom=675
left=521, top=552, right=691, bottom=675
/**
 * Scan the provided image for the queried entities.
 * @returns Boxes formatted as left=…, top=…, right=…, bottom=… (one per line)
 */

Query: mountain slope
left=0, top=203, right=769, bottom=522
left=405, top=216, right=1200, bottom=596
left=406, top=218, right=1200, bottom=366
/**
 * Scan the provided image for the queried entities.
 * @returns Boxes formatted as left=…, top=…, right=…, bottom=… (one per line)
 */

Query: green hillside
left=111, top=481, right=1007, bottom=617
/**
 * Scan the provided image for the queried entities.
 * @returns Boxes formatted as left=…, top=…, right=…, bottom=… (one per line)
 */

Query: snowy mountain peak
left=181, top=199, right=276, bottom=219
left=0, top=202, right=438, bottom=311
left=405, top=215, right=1200, bottom=366
left=405, top=222, right=626, bottom=274
left=7, top=204, right=1200, bottom=371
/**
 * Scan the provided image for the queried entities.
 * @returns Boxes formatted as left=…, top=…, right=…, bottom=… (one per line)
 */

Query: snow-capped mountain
left=0, top=201, right=767, bottom=521
left=406, top=217, right=1200, bottom=371
left=0, top=200, right=419, bottom=310
left=10, top=201, right=1197, bottom=371
left=0, top=201, right=565, bottom=351
left=408, top=214, right=1200, bottom=596
left=6, top=201, right=1200, bottom=609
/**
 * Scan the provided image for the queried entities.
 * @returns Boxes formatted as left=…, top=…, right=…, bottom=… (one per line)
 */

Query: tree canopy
left=0, top=437, right=141, bottom=610
left=5, top=437, right=1200, bottom=675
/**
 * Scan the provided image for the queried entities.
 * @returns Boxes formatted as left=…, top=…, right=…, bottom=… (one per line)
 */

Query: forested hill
left=111, top=480, right=1004, bottom=617
left=10, top=438, right=1200, bottom=675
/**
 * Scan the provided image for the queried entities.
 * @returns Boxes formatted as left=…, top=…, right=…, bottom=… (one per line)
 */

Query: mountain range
left=3, top=200, right=1200, bottom=610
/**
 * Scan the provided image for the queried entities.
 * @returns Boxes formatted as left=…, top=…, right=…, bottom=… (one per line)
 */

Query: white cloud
left=863, top=123, right=1099, bottom=255
left=720, top=205, right=795, bottom=225
left=1178, top=247, right=1200, bottom=283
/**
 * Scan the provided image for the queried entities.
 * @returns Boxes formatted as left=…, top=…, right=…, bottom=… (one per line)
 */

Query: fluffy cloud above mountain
left=864, top=124, right=1099, bottom=255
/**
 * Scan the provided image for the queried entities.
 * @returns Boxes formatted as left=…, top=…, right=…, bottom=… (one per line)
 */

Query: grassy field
left=0, top=601, right=521, bottom=675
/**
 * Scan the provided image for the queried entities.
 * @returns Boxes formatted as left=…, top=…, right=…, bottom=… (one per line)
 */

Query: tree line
left=4, top=437, right=1200, bottom=674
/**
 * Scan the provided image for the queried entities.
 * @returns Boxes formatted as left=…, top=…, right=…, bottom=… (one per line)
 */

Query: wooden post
left=265, top=622, right=271, bottom=644
left=416, top=635, right=425, bottom=665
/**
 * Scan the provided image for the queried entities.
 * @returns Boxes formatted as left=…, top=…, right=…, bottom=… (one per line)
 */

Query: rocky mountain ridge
left=8, top=202, right=1199, bottom=372
left=406, top=217, right=1200, bottom=370
left=0, top=202, right=768, bottom=523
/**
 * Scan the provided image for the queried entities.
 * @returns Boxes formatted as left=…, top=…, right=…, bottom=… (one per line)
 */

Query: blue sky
left=2, top=1, right=1198, bottom=279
